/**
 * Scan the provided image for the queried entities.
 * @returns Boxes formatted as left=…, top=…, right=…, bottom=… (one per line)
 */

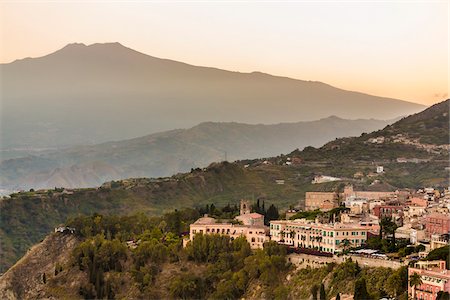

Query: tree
left=409, top=272, right=422, bottom=300
left=319, top=283, right=326, bottom=300
left=42, top=273, right=46, bottom=284
left=335, top=293, right=340, bottom=300
left=311, top=284, right=319, bottom=300
left=354, top=278, right=371, bottom=300
left=341, top=239, right=351, bottom=253
left=265, top=204, right=279, bottom=225
left=436, top=291, right=450, bottom=300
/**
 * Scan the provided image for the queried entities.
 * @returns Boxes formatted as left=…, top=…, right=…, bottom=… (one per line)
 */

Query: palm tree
left=341, top=239, right=351, bottom=253
left=409, top=272, right=422, bottom=300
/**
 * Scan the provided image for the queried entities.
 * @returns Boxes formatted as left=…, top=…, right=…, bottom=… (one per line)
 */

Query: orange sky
left=0, top=1, right=448, bottom=106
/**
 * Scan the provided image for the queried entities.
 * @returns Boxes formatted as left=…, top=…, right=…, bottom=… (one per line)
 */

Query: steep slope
left=0, top=116, right=393, bottom=190
left=0, top=42, right=424, bottom=149
left=0, top=233, right=79, bottom=300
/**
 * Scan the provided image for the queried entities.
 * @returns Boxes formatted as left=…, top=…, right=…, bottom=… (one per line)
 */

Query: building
left=187, top=215, right=268, bottom=249
left=312, top=175, right=341, bottom=184
left=343, top=185, right=396, bottom=201
left=270, top=219, right=368, bottom=254
left=425, top=213, right=450, bottom=237
left=408, top=260, right=450, bottom=300
left=430, top=234, right=449, bottom=250
left=185, top=200, right=269, bottom=249
left=373, top=205, right=405, bottom=219
left=235, top=213, right=264, bottom=227
left=305, top=192, right=339, bottom=211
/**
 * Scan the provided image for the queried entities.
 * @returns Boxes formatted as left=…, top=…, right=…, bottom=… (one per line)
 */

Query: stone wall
left=287, top=253, right=407, bottom=269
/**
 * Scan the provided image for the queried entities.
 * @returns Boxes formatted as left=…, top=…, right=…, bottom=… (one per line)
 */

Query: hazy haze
left=0, top=1, right=447, bottom=105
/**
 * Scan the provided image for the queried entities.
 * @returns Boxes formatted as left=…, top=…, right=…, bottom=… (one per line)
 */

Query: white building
left=270, top=219, right=368, bottom=254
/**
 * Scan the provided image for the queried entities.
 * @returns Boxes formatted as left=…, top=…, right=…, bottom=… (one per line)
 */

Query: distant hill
left=0, top=42, right=425, bottom=149
left=0, top=101, right=448, bottom=272
left=0, top=116, right=393, bottom=191
left=293, top=99, right=450, bottom=162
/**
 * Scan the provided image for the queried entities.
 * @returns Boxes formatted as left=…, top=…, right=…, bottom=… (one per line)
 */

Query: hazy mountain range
left=0, top=116, right=394, bottom=191
left=0, top=42, right=425, bottom=149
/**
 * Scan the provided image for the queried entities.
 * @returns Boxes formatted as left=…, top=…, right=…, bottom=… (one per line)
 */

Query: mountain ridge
left=1, top=42, right=425, bottom=149
left=0, top=117, right=395, bottom=191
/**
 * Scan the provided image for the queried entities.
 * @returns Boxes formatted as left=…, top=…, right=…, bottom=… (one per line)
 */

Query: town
left=184, top=185, right=450, bottom=300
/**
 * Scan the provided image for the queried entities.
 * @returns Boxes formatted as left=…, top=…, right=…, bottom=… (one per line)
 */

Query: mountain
left=0, top=42, right=425, bottom=149
left=0, top=100, right=447, bottom=273
left=0, top=116, right=394, bottom=191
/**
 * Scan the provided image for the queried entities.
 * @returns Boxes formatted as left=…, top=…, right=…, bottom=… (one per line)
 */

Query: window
left=251, top=237, right=255, bottom=242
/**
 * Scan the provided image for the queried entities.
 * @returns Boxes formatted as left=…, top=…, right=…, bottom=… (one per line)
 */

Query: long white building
left=270, top=219, right=369, bottom=254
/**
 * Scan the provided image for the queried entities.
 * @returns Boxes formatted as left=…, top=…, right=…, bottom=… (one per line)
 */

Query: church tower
left=240, top=199, right=251, bottom=215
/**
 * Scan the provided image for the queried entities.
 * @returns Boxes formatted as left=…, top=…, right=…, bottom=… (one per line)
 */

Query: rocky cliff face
left=0, top=233, right=79, bottom=300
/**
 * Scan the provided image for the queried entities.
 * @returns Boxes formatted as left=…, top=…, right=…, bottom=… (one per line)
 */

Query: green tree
left=436, top=291, right=450, bottom=300
left=265, top=204, right=280, bottom=225
left=311, top=284, right=319, bottom=300
left=409, top=272, right=422, bottom=300
left=319, top=283, right=326, bottom=300
left=354, top=278, right=371, bottom=300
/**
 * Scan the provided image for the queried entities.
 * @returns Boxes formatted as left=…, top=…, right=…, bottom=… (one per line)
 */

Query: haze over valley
left=0, top=43, right=424, bottom=150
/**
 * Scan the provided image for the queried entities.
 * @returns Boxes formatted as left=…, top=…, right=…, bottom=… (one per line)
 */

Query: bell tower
left=240, top=199, right=251, bottom=215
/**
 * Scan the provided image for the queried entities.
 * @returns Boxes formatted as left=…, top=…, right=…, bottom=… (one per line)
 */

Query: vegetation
left=53, top=213, right=290, bottom=299
left=425, top=245, right=450, bottom=269
left=289, top=259, right=409, bottom=300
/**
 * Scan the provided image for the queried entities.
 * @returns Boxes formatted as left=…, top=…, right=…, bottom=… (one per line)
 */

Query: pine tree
left=319, top=283, right=326, bottom=300
left=354, top=278, right=371, bottom=300
left=311, top=284, right=319, bottom=300
left=335, top=293, right=341, bottom=300
left=42, top=273, right=46, bottom=284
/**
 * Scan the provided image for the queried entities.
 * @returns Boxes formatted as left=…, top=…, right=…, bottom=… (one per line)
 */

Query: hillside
left=0, top=42, right=424, bottom=149
left=0, top=234, right=79, bottom=300
left=0, top=215, right=410, bottom=300
left=0, top=100, right=447, bottom=273
left=292, top=99, right=450, bottom=162
left=0, top=116, right=393, bottom=191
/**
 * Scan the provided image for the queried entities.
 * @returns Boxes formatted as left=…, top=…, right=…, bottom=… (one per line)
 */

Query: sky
left=0, top=1, right=448, bottom=106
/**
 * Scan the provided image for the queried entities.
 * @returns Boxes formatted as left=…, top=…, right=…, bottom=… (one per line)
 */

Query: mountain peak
left=56, top=42, right=128, bottom=55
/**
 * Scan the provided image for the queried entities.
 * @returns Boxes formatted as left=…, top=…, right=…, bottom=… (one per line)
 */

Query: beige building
left=305, top=192, right=339, bottom=211
left=270, top=219, right=368, bottom=254
left=187, top=215, right=268, bottom=249
left=304, top=185, right=397, bottom=211
left=185, top=200, right=269, bottom=249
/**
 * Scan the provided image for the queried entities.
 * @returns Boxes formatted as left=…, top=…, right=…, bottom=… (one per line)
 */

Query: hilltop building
left=304, top=185, right=397, bottom=211
left=185, top=200, right=268, bottom=249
